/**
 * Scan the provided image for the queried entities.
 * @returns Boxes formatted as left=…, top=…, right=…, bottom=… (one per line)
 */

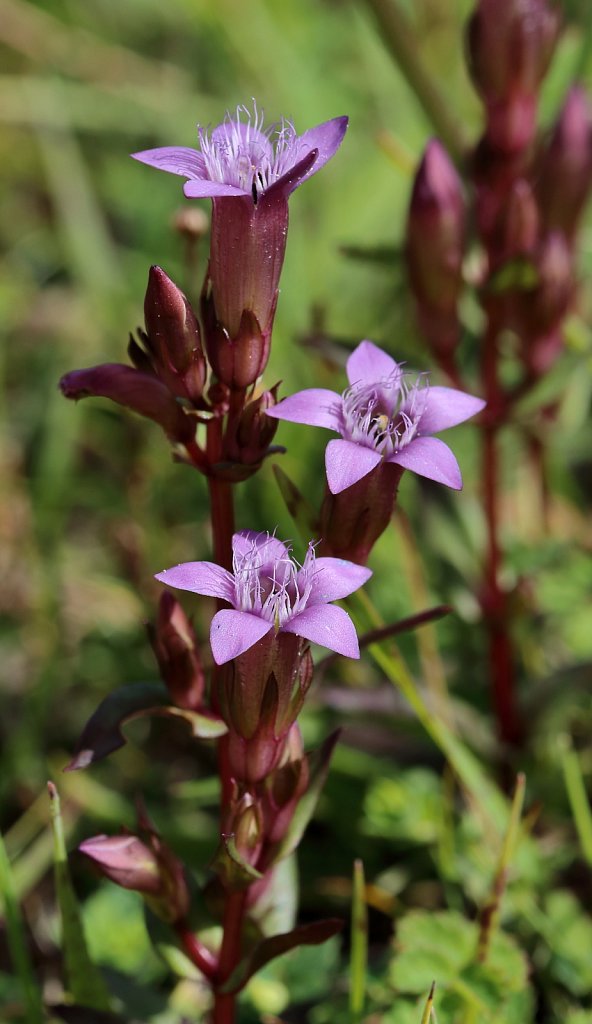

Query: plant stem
left=360, top=0, right=467, bottom=163
left=206, top=416, right=235, bottom=572
left=175, top=921, right=218, bottom=980
left=481, top=314, right=521, bottom=747
left=212, top=890, right=249, bottom=1024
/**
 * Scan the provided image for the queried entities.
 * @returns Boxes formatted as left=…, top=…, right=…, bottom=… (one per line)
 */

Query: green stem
left=0, top=831, right=43, bottom=1024
left=360, top=0, right=467, bottom=162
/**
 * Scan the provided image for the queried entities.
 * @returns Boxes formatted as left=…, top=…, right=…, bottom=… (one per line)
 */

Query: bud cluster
left=406, top=0, right=592, bottom=384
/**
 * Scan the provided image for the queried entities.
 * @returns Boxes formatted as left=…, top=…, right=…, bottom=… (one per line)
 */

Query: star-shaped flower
left=132, top=102, right=348, bottom=204
left=267, top=340, right=485, bottom=494
left=156, top=531, right=371, bottom=665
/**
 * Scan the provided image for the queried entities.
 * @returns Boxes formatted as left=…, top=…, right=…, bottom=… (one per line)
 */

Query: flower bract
left=156, top=531, right=371, bottom=664
left=267, top=340, right=486, bottom=494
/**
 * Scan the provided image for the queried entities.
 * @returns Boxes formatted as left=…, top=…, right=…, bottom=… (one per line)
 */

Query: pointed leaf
left=271, top=730, right=340, bottom=864
left=48, top=783, right=111, bottom=1011
left=212, top=835, right=263, bottom=890
left=272, top=465, right=319, bottom=545
left=66, top=683, right=226, bottom=770
left=0, top=830, right=44, bottom=1024
left=220, top=918, right=344, bottom=994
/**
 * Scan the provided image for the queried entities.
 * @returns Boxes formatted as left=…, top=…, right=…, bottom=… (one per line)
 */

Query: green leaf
left=66, top=682, right=226, bottom=770
left=220, top=918, right=344, bottom=995
left=272, top=465, right=319, bottom=545
left=390, top=911, right=475, bottom=994
left=350, top=859, right=368, bottom=1017
left=271, top=730, right=340, bottom=864
left=48, top=782, right=111, bottom=1011
left=212, top=834, right=263, bottom=890
left=486, top=256, right=539, bottom=294
left=0, top=831, right=44, bottom=1024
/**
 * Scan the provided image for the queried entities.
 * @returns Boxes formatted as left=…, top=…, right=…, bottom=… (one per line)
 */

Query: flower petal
left=264, top=147, right=319, bottom=200
left=417, top=387, right=486, bottom=434
left=325, top=439, right=382, bottom=494
left=210, top=610, right=272, bottom=665
left=266, top=389, right=342, bottom=430
left=283, top=603, right=360, bottom=658
left=346, top=340, right=400, bottom=387
left=307, top=558, right=372, bottom=604
left=233, top=531, right=291, bottom=564
left=155, top=561, right=234, bottom=601
left=131, top=147, right=206, bottom=178
left=183, top=179, right=249, bottom=198
left=388, top=436, right=462, bottom=489
left=294, top=116, right=349, bottom=182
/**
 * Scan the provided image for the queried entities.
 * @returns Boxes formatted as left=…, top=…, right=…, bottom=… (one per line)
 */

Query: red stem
left=206, top=416, right=235, bottom=572
left=481, top=313, right=522, bottom=747
left=212, top=890, right=249, bottom=1024
left=175, top=921, right=218, bottom=980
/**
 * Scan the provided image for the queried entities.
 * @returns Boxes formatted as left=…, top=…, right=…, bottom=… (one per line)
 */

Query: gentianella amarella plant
left=59, top=101, right=483, bottom=1023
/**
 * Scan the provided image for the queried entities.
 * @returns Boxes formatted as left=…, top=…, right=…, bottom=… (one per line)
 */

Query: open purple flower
left=133, top=104, right=348, bottom=388
left=155, top=531, right=370, bottom=664
left=132, top=102, right=348, bottom=204
left=267, top=340, right=485, bottom=494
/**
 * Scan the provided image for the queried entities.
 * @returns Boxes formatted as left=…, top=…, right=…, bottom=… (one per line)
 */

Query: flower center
left=340, top=373, right=429, bottom=456
left=233, top=536, right=315, bottom=628
left=198, top=103, right=303, bottom=195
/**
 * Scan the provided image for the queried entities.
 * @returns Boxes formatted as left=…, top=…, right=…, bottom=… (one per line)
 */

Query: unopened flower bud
left=224, top=386, right=280, bottom=466
left=79, top=834, right=161, bottom=894
left=144, top=266, right=206, bottom=403
left=407, top=140, right=466, bottom=358
left=149, top=592, right=205, bottom=710
left=59, top=364, right=195, bottom=445
left=202, top=298, right=270, bottom=391
left=467, top=0, right=560, bottom=152
left=537, top=87, right=592, bottom=239
left=498, top=180, right=540, bottom=260
left=171, top=206, right=209, bottom=241
left=228, top=794, right=264, bottom=866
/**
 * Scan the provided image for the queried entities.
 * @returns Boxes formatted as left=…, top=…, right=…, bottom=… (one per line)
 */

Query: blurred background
left=2, top=0, right=592, bottom=1021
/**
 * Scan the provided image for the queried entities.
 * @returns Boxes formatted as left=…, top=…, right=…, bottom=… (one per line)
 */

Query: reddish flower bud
left=79, top=834, right=161, bottom=894
left=467, top=0, right=560, bottom=152
left=80, top=828, right=190, bottom=924
left=59, top=363, right=195, bottom=444
left=144, top=266, right=206, bottom=403
left=407, top=140, right=466, bottom=358
left=223, top=794, right=264, bottom=868
left=262, top=725, right=310, bottom=847
left=537, top=87, right=592, bottom=239
left=149, top=592, right=205, bottom=710
left=202, top=298, right=271, bottom=391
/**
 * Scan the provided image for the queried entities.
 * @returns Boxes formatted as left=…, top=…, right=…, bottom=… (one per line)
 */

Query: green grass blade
left=420, top=981, right=436, bottom=1024
left=349, top=858, right=368, bottom=1019
left=560, top=735, right=592, bottom=865
left=48, top=781, right=111, bottom=1011
left=0, top=830, right=44, bottom=1024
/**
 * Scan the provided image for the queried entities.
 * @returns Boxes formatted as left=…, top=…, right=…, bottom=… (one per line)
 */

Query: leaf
left=66, top=682, right=226, bottom=770
left=272, top=465, right=319, bottom=545
left=48, top=782, right=111, bottom=1011
left=0, top=831, right=44, bottom=1024
left=220, top=918, right=344, bottom=995
left=350, top=859, right=368, bottom=1017
left=250, top=854, right=299, bottom=937
left=212, top=835, right=263, bottom=890
left=390, top=910, right=475, bottom=994
left=271, top=730, right=340, bottom=864
left=486, top=256, right=539, bottom=294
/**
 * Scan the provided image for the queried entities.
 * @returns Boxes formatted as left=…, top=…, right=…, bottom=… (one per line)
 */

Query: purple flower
left=133, top=104, right=348, bottom=387
left=132, top=102, right=348, bottom=203
left=267, top=340, right=486, bottom=494
left=155, top=531, right=370, bottom=665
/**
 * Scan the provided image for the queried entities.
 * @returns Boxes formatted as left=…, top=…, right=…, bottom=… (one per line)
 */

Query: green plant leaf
left=48, top=782, right=111, bottom=1011
left=271, top=730, right=340, bottom=864
left=272, top=465, right=319, bottom=545
left=220, top=918, right=344, bottom=995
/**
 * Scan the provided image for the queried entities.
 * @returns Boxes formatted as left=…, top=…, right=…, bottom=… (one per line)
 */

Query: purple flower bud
left=222, top=385, right=280, bottom=468
left=144, top=266, right=206, bottom=403
left=149, top=592, right=205, bottom=710
left=201, top=303, right=270, bottom=391
left=59, top=363, right=196, bottom=444
left=537, top=87, right=592, bottom=239
left=79, top=834, right=162, bottom=894
left=467, top=0, right=560, bottom=152
left=407, top=140, right=466, bottom=357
